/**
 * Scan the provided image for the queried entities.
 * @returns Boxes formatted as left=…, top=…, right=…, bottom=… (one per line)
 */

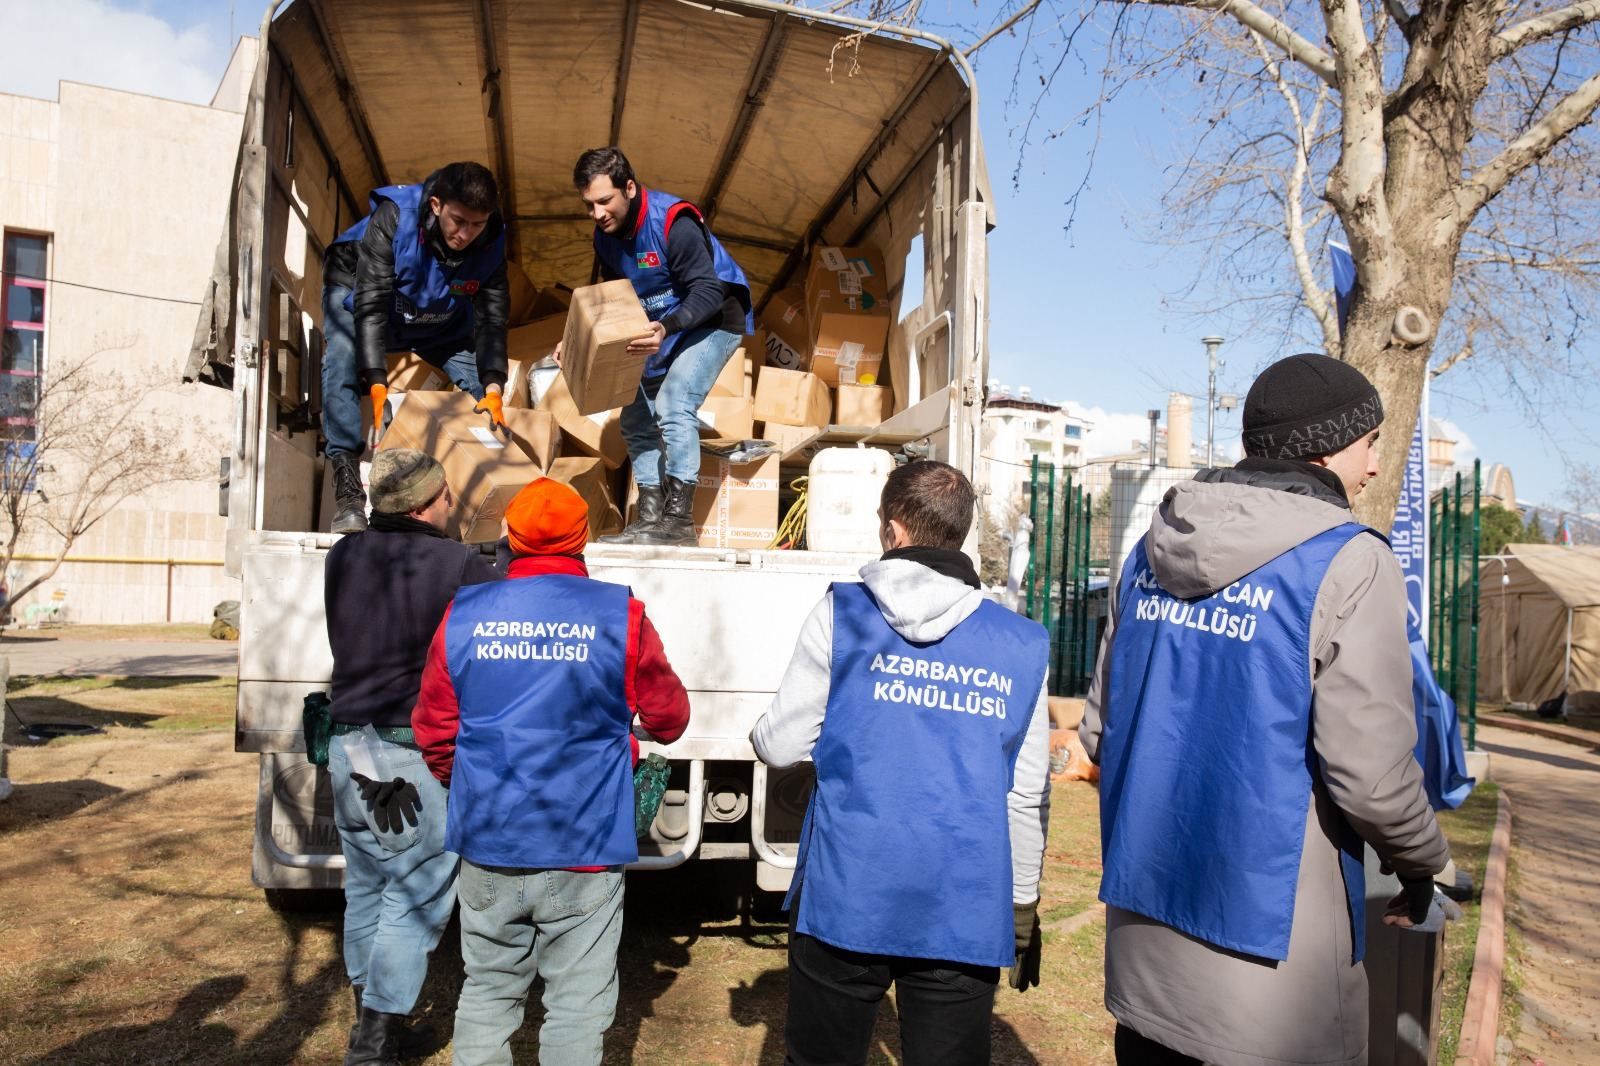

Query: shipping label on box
left=805, top=246, right=891, bottom=387
left=758, top=288, right=810, bottom=371
left=754, top=366, right=832, bottom=429
left=697, top=396, right=755, bottom=441
left=693, top=454, right=779, bottom=549
left=559, top=280, right=652, bottom=414
left=833, top=383, right=892, bottom=427
left=547, top=457, right=624, bottom=540
left=386, top=352, right=450, bottom=392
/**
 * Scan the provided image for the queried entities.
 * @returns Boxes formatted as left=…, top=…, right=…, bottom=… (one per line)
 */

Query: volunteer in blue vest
left=411, top=477, right=690, bottom=1066
left=561, top=146, right=752, bottom=546
left=752, top=460, right=1053, bottom=1065
left=1080, top=353, right=1452, bottom=1066
left=324, top=448, right=501, bottom=1066
left=321, top=161, right=512, bottom=535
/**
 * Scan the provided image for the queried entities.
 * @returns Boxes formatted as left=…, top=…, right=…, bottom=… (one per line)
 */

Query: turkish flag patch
left=449, top=280, right=481, bottom=296
left=636, top=251, right=662, bottom=269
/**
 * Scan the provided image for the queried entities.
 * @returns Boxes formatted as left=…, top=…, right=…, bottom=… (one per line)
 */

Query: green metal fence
left=1023, top=456, right=1095, bottom=697
left=1430, top=459, right=1483, bottom=749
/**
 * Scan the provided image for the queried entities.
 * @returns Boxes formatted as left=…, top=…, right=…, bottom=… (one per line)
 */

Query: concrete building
left=0, top=41, right=255, bottom=625
left=980, top=382, right=1092, bottom=522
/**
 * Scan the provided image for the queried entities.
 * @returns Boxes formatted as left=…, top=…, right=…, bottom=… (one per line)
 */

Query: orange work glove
left=474, top=390, right=507, bottom=431
left=369, top=383, right=389, bottom=441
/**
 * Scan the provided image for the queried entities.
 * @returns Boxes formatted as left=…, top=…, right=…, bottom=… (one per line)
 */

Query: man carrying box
left=569, top=147, right=753, bottom=546
left=322, top=161, right=513, bottom=535
left=412, top=478, right=690, bottom=1064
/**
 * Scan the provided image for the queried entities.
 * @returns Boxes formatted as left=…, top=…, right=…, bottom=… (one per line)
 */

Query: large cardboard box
left=833, top=383, right=892, bottom=426
left=709, top=346, right=752, bottom=399
left=559, top=280, right=651, bottom=414
left=376, top=391, right=559, bottom=543
left=538, top=372, right=628, bottom=470
left=697, top=395, right=756, bottom=440
left=505, top=314, right=566, bottom=407
left=759, top=421, right=822, bottom=462
left=506, top=260, right=537, bottom=325
left=528, top=284, right=573, bottom=321
left=694, top=454, right=780, bottom=549
left=805, top=246, right=890, bottom=386
left=547, top=457, right=623, bottom=540
left=387, top=352, right=450, bottom=392
left=754, top=366, right=831, bottom=428
left=758, top=287, right=809, bottom=371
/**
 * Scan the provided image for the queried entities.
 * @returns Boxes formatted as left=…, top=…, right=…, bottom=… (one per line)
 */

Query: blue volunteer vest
left=442, top=574, right=636, bottom=868
left=1100, top=523, right=1375, bottom=962
left=788, top=582, right=1049, bottom=967
left=334, top=184, right=505, bottom=350
left=592, top=187, right=752, bottom=377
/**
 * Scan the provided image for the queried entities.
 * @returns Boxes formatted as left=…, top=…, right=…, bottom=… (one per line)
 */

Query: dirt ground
left=0, top=676, right=1115, bottom=1065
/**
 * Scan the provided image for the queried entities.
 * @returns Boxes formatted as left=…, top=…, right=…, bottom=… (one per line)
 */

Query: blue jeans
left=451, top=863, right=626, bottom=1066
left=328, top=732, right=460, bottom=1015
left=320, top=283, right=486, bottom=458
left=619, top=327, right=742, bottom=486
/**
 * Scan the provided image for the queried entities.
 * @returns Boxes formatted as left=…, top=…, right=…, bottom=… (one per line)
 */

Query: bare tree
left=817, top=0, right=1600, bottom=529
left=1, top=342, right=211, bottom=624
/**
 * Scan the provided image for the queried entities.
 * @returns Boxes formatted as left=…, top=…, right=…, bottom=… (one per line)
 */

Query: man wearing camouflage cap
left=324, top=448, right=500, bottom=1065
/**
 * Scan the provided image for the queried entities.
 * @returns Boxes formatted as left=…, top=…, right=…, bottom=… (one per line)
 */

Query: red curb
left=1478, top=714, right=1600, bottom=750
left=1454, top=791, right=1512, bottom=1066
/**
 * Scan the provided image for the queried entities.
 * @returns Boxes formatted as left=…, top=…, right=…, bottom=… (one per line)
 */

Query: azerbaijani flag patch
left=449, top=280, right=481, bottom=296
left=636, top=251, right=662, bottom=269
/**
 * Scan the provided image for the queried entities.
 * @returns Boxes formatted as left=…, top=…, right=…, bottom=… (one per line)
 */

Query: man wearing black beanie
left=1079, top=354, right=1449, bottom=1065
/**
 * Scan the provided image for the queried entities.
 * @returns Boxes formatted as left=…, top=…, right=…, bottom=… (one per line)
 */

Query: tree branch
left=1494, top=0, right=1600, bottom=57
left=1138, top=0, right=1340, bottom=86
left=965, top=0, right=1045, bottom=57
left=1457, top=70, right=1600, bottom=226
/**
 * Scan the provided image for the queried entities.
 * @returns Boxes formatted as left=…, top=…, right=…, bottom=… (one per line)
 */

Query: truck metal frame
left=190, top=0, right=992, bottom=902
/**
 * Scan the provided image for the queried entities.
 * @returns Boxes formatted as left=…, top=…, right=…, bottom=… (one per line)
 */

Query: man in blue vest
left=565, top=146, right=752, bottom=546
left=412, top=477, right=690, bottom=1065
left=321, top=161, right=511, bottom=535
left=1080, top=354, right=1451, bottom=1065
left=752, top=460, right=1052, bottom=1064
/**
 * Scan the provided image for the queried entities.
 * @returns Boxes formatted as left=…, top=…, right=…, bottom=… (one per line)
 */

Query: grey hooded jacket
left=1079, top=468, right=1450, bottom=1066
left=752, top=558, right=1053, bottom=907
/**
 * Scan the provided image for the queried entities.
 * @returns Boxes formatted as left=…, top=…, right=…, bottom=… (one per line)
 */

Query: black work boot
left=635, top=475, right=697, bottom=546
left=347, top=985, right=363, bottom=1050
left=344, top=1007, right=404, bottom=1066
left=600, top=483, right=664, bottom=544
left=330, top=454, right=368, bottom=534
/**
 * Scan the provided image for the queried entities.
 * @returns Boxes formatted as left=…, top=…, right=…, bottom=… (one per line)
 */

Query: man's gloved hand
left=351, top=772, right=421, bottom=835
left=474, top=389, right=507, bottom=431
left=1009, top=901, right=1042, bottom=992
left=369, top=383, right=389, bottom=442
left=1383, top=876, right=1436, bottom=928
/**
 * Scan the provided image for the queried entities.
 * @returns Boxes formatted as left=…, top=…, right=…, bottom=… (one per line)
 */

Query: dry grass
left=4, top=675, right=237, bottom=735
left=1433, top=782, right=1501, bottom=1064
left=2, top=623, right=218, bottom=643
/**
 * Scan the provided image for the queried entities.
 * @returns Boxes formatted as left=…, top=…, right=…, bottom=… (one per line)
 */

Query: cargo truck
left=187, top=0, right=993, bottom=907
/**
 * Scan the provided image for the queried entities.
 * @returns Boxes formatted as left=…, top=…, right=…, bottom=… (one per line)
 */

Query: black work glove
left=1009, top=902, right=1042, bottom=992
left=1383, top=876, right=1436, bottom=929
left=352, top=773, right=421, bottom=835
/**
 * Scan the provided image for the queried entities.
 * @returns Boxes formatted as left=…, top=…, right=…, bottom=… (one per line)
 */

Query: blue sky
left=3, top=0, right=1593, bottom=506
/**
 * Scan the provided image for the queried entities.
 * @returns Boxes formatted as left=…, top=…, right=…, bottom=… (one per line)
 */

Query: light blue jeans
left=451, top=863, right=626, bottom=1066
left=320, top=283, right=485, bottom=458
left=328, top=733, right=460, bottom=1015
left=620, top=326, right=743, bottom=486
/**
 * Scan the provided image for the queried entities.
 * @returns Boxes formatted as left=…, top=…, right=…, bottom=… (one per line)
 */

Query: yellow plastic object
left=768, top=476, right=810, bottom=549
left=857, top=372, right=877, bottom=385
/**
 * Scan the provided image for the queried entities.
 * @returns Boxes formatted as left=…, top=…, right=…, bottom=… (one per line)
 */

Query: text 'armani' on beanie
left=1241, top=353, right=1383, bottom=460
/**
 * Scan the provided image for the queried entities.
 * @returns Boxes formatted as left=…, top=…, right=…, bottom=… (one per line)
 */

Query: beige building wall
left=0, top=54, right=252, bottom=625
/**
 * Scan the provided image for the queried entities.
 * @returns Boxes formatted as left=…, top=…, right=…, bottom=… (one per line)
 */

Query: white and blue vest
left=1100, top=523, right=1375, bottom=962
left=442, top=574, right=636, bottom=868
left=335, top=184, right=505, bottom=350
left=592, top=187, right=752, bottom=377
left=788, top=582, right=1049, bottom=967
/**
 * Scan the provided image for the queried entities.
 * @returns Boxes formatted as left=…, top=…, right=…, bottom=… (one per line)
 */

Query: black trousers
left=784, top=931, right=999, bottom=1066
left=1115, top=1023, right=1205, bottom=1065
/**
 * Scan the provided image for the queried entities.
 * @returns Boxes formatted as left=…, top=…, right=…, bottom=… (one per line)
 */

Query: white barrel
left=806, top=447, right=893, bottom=552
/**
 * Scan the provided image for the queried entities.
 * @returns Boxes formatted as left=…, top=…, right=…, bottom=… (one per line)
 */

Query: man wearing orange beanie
left=412, top=478, right=689, bottom=1065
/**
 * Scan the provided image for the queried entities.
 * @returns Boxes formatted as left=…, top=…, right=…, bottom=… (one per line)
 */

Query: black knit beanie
left=1242, top=353, right=1383, bottom=460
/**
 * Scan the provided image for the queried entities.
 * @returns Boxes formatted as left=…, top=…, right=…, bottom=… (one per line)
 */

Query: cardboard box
left=386, top=352, right=450, bottom=393
left=805, top=246, right=890, bottom=387
left=559, top=280, right=651, bottom=414
left=376, top=391, right=559, bottom=543
left=758, top=288, right=809, bottom=371
left=833, top=384, right=892, bottom=426
left=697, top=396, right=755, bottom=441
left=694, top=454, right=780, bottom=549
left=754, top=366, right=831, bottom=428
left=506, top=260, right=537, bottom=325
left=759, top=421, right=822, bottom=462
left=505, top=314, right=566, bottom=407
left=710, top=346, right=751, bottom=399
left=538, top=372, right=628, bottom=470
left=547, top=457, right=623, bottom=540
left=528, top=284, right=574, bottom=321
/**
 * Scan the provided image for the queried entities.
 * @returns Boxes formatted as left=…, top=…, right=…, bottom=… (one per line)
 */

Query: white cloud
left=0, top=0, right=224, bottom=106
left=1434, top=418, right=1477, bottom=467
left=1064, top=402, right=1244, bottom=465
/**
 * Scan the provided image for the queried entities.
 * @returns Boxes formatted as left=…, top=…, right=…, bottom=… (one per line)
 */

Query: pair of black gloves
left=351, top=773, right=422, bottom=834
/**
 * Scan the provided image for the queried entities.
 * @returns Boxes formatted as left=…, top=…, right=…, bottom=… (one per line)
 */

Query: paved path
left=1475, top=725, right=1600, bottom=1064
left=0, top=639, right=237, bottom=677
